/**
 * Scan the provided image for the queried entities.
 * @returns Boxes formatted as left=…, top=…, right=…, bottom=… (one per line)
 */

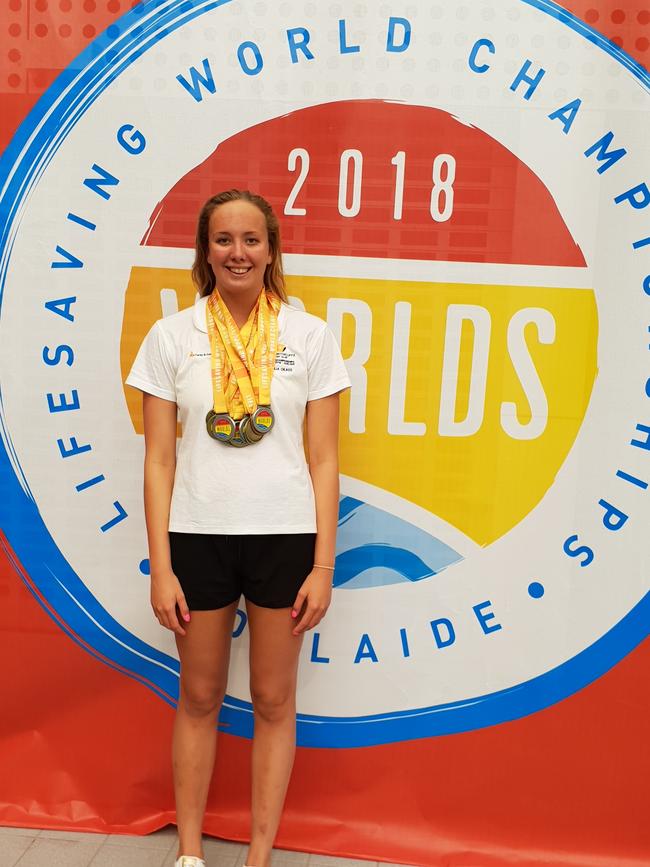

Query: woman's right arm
left=143, top=392, right=190, bottom=636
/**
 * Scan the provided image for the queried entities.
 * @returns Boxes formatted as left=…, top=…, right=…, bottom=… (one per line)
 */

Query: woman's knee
left=179, top=677, right=227, bottom=718
left=250, top=681, right=296, bottom=724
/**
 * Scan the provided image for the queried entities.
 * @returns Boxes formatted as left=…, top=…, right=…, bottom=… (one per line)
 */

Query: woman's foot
left=175, top=857, right=206, bottom=867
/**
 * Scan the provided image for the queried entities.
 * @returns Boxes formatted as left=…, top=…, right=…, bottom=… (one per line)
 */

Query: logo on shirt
left=0, top=1, right=648, bottom=748
left=274, top=347, right=295, bottom=374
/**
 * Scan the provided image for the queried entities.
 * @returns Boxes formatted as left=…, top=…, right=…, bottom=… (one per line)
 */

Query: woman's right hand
left=150, top=570, right=191, bottom=636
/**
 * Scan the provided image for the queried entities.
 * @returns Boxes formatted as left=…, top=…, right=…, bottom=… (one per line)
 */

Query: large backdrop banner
left=1, top=1, right=649, bottom=865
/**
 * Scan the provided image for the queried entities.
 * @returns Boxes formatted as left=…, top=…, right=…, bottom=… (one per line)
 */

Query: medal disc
left=240, top=415, right=264, bottom=444
left=251, top=406, right=275, bottom=434
left=206, top=410, right=235, bottom=442
left=229, top=421, right=248, bottom=448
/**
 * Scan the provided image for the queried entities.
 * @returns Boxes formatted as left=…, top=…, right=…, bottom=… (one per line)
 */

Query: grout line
left=87, top=837, right=103, bottom=866
left=13, top=836, right=38, bottom=867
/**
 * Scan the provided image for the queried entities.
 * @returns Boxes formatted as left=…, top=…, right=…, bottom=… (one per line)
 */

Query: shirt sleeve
left=125, top=320, right=177, bottom=402
left=306, top=321, right=352, bottom=401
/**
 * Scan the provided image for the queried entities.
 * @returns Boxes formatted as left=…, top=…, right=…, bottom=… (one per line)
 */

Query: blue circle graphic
left=0, top=0, right=648, bottom=747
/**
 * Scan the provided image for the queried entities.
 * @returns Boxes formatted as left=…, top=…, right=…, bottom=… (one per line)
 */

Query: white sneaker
left=175, top=858, right=206, bottom=867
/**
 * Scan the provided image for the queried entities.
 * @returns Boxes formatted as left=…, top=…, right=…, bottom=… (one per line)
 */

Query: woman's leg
left=245, top=601, right=303, bottom=867
left=173, top=602, right=239, bottom=860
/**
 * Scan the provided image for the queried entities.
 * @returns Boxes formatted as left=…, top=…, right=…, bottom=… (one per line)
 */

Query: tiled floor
left=0, top=825, right=411, bottom=867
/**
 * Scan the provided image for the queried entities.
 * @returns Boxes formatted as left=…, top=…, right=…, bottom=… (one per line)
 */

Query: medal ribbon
left=256, top=287, right=279, bottom=407
left=206, top=288, right=280, bottom=420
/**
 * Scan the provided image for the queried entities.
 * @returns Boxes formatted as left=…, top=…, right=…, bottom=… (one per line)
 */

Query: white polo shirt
left=126, top=296, right=351, bottom=534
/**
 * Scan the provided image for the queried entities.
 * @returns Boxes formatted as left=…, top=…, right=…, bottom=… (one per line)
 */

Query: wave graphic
left=334, top=497, right=463, bottom=589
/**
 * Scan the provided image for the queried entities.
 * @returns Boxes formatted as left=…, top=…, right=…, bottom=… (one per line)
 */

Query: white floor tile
left=90, top=842, right=170, bottom=866
left=12, top=837, right=103, bottom=867
left=0, top=829, right=40, bottom=839
left=203, top=837, right=245, bottom=861
left=37, top=830, right=107, bottom=845
left=105, top=827, right=176, bottom=850
left=230, top=843, right=311, bottom=867
left=270, top=851, right=310, bottom=865
left=272, top=860, right=311, bottom=867
left=0, top=835, right=35, bottom=867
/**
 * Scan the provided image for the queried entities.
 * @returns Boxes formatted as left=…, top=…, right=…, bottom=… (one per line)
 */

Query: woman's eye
left=215, top=237, right=229, bottom=245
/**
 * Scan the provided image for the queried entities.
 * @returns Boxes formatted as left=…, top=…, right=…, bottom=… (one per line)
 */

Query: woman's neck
left=217, top=287, right=261, bottom=328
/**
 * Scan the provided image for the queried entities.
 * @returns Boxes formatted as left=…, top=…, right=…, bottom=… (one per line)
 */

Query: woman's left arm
left=291, top=391, right=341, bottom=636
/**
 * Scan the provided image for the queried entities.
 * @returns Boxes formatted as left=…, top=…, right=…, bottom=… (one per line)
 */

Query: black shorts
left=169, top=532, right=316, bottom=611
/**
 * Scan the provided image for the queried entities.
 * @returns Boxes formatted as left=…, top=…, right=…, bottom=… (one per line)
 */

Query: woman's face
left=206, top=200, right=272, bottom=299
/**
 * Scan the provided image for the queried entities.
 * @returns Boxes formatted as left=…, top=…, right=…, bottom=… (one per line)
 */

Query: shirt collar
left=192, top=294, right=209, bottom=332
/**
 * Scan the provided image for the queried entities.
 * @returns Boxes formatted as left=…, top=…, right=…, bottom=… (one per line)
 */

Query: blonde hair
left=191, top=189, right=288, bottom=302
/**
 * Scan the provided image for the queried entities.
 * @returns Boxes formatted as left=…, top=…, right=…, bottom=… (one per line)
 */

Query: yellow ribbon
left=206, top=288, right=280, bottom=420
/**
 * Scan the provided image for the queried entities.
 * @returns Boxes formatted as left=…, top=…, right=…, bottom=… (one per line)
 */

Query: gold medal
left=206, top=410, right=235, bottom=442
left=229, top=421, right=248, bottom=448
left=240, top=415, right=264, bottom=444
left=251, top=405, right=274, bottom=434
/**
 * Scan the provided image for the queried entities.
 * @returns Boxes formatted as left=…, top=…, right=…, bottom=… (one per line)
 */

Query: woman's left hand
left=291, top=566, right=333, bottom=636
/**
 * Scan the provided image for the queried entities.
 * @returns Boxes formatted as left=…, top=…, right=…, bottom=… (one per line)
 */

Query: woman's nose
left=230, top=239, right=245, bottom=259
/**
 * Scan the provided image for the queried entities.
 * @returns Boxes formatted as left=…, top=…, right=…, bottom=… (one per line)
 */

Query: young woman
left=126, top=190, right=350, bottom=867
